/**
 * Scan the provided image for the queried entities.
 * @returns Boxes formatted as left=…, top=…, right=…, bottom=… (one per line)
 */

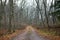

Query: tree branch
left=4, top=0, right=7, bottom=6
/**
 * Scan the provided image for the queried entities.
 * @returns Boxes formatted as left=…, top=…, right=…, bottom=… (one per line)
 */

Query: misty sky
left=15, top=0, right=53, bottom=7
left=1, top=0, right=53, bottom=7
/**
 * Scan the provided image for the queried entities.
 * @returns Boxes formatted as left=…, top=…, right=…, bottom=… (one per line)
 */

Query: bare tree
left=8, top=0, right=14, bottom=33
left=43, top=0, right=49, bottom=28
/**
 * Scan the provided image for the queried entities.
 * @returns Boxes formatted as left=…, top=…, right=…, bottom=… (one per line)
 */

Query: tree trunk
left=8, top=0, right=13, bottom=33
left=43, top=0, right=50, bottom=30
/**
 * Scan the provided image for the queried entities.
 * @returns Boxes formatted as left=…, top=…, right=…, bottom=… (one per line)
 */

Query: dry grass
left=35, top=29, right=60, bottom=40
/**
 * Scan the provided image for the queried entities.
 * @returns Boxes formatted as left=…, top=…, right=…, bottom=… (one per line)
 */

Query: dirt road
left=11, top=26, right=50, bottom=40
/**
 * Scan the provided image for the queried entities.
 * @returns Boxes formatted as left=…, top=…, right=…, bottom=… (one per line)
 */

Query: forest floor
left=0, top=26, right=60, bottom=40
left=36, top=28, right=60, bottom=40
left=0, top=29, right=25, bottom=40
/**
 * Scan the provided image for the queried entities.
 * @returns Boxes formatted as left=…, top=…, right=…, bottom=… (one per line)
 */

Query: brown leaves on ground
left=35, top=29, right=60, bottom=40
left=0, top=29, right=25, bottom=40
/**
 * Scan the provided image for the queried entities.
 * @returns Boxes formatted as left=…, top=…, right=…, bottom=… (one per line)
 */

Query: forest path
left=11, top=26, right=50, bottom=40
